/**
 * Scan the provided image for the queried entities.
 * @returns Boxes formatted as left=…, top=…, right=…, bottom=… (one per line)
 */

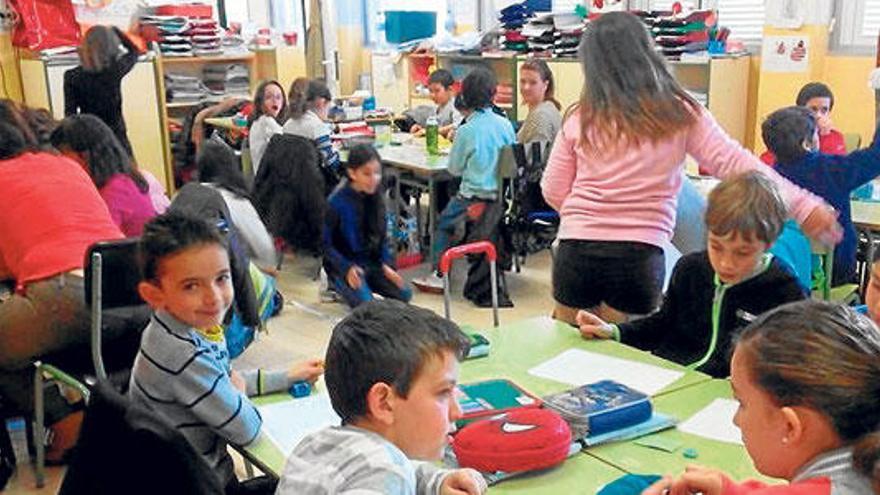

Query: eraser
left=289, top=380, right=312, bottom=398
left=682, top=448, right=699, bottom=459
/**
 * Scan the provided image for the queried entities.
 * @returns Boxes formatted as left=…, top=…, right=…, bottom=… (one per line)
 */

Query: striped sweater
left=128, top=311, right=267, bottom=486
left=283, top=110, right=341, bottom=176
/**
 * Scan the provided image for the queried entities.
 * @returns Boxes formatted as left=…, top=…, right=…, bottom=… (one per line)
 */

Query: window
left=862, top=0, right=880, bottom=37
left=837, top=0, right=880, bottom=49
left=706, top=0, right=764, bottom=44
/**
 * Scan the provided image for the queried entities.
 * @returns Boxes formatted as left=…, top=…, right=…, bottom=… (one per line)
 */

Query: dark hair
left=0, top=99, right=38, bottom=149
left=345, top=143, right=381, bottom=170
left=762, top=106, right=815, bottom=165
left=453, top=93, right=468, bottom=112
left=458, top=68, right=497, bottom=111
left=575, top=12, right=700, bottom=152
left=735, top=300, right=880, bottom=489
left=343, top=143, right=384, bottom=251
left=0, top=122, right=26, bottom=159
left=139, top=211, right=225, bottom=281
left=796, top=82, right=834, bottom=110
left=520, top=58, right=561, bottom=111
left=428, top=69, right=455, bottom=89
left=248, top=80, right=287, bottom=128
left=22, top=107, right=57, bottom=148
left=287, top=78, right=332, bottom=120
left=80, top=25, right=123, bottom=72
left=197, top=141, right=251, bottom=199
left=705, top=171, right=787, bottom=244
left=50, top=114, right=148, bottom=192
left=324, top=300, right=470, bottom=424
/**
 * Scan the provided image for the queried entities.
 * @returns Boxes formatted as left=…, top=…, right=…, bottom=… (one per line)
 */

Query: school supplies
left=258, top=393, right=340, bottom=458
left=542, top=380, right=652, bottom=439
left=452, top=408, right=572, bottom=474
left=289, top=381, right=311, bottom=398
left=677, top=398, right=743, bottom=445
left=465, top=333, right=490, bottom=359
left=457, top=379, right=541, bottom=422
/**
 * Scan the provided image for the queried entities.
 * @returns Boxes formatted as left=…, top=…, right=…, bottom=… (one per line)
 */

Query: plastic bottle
left=425, top=115, right=439, bottom=155
left=5, top=417, right=29, bottom=465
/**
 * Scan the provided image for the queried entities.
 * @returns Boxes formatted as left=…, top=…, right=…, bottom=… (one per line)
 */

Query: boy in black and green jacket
left=576, top=172, right=807, bottom=378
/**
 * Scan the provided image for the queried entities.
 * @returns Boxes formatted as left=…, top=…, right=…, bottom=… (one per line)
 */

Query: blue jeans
left=431, top=196, right=482, bottom=269
left=331, top=266, right=413, bottom=308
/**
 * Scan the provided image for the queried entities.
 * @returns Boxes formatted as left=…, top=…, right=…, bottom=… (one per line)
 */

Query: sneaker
left=412, top=272, right=444, bottom=294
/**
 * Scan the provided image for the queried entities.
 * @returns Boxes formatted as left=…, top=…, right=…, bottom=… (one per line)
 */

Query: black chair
left=33, top=238, right=149, bottom=487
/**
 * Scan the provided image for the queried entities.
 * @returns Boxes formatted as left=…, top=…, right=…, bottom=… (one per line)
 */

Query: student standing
left=541, top=12, right=840, bottom=326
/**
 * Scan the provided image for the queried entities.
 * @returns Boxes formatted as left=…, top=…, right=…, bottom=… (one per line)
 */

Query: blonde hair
left=705, top=172, right=787, bottom=244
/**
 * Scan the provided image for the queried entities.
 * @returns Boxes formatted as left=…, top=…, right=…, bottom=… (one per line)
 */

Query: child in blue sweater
left=762, top=106, right=880, bottom=285
left=324, top=144, right=412, bottom=307
left=413, top=68, right=516, bottom=292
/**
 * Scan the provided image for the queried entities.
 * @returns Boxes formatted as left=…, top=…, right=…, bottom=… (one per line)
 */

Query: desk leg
left=428, top=176, right=437, bottom=263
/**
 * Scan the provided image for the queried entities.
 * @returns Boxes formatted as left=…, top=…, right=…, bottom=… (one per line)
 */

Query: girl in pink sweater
left=541, top=12, right=840, bottom=325
left=643, top=300, right=880, bottom=495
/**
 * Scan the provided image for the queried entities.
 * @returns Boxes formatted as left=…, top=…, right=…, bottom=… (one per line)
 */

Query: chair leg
left=32, top=364, right=45, bottom=489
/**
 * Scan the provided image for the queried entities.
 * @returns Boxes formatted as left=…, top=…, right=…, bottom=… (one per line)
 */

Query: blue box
left=385, top=11, right=437, bottom=44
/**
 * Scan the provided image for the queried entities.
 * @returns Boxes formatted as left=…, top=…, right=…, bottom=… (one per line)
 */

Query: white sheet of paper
left=678, top=398, right=743, bottom=445
left=527, top=349, right=685, bottom=396
left=258, top=393, right=341, bottom=457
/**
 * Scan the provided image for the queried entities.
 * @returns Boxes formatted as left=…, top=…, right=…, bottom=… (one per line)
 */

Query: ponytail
left=286, top=77, right=310, bottom=121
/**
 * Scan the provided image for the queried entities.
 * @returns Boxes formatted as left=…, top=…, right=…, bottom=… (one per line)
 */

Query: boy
left=129, top=212, right=323, bottom=494
left=577, top=172, right=806, bottom=378
left=760, top=82, right=847, bottom=164
left=275, top=300, right=487, bottom=495
left=762, top=106, right=880, bottom=285
left=413, top=68, right=516, bottom=293
left=410, top=69, right=461, bottom=139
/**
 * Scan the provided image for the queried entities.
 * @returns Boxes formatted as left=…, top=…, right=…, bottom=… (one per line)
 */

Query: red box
left=154, top=3, right=213, bottom=18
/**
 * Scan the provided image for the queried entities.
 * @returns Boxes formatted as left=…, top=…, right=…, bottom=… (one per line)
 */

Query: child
left=50, top=114, right=157, bottom=237
left=247, top=80, right=286, bottom=173
left=541, top=12, right=839, bottom=327
left=64, top=25, right=140, bottom=155
left=324, top=144, right=412, bottom=307
left=410, top=69, right=461, bottom=139
left=282, top=77, right=341, bottom=189
left=644, top=300, right=880, bottom=495
left=129, top=212, right=323, bottom=494
left=276, top=300, right=487, bottom=495
left=761, top=82, right=847, bottom=165
left=413, top=68, right=517, bottom=292
left=577, top=172, right=806, bottom=378
left=762, top=105, right=880, bottom=285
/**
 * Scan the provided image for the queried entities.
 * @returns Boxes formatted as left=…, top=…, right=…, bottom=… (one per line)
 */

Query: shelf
left=165, top=93, right=251, bottom=108
left=161, top=54, right=255, bottom=64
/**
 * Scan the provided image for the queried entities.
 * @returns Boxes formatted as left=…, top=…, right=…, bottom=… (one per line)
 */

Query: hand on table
left=287, top=358, right=324, bottom=384
left=641, top=465, right=724, bottom=495
left=575, top=310, right=615, bottom=340
left=440, top=468, right=488, bottom=495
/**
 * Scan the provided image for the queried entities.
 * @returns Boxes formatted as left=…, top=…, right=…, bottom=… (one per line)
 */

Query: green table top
left=460, top=316, right=711, bottom=398
left=489, top=454, right=625, bottom=494
left=584, top=379, right=777, bottom=484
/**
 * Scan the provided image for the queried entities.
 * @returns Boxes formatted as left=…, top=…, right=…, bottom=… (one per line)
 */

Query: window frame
left=832, top=0, right=878, bottom=55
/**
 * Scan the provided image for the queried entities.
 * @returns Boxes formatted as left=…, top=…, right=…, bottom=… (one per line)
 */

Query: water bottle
left=5, top=417, right=29, bottom=465
left=425, top=115, right=439, bottom=155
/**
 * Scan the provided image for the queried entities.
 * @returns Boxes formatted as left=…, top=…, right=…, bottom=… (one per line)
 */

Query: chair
left=843, top=132, right=862, bottom=153
left=33, top=238, right=148, bottom=487
left=811, top=240, right=860, bottom=304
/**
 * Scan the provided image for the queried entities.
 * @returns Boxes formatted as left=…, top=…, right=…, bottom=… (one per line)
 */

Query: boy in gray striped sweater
left=130, top=212, right=323, bottom=494
left=275, top=300, right=487, bottom=495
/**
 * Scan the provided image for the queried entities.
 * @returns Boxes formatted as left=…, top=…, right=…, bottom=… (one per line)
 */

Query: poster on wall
left=761, top=35, right=809, bottom=73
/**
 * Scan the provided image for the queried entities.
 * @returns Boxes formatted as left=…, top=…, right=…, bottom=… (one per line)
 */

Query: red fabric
left=8, top=0, right=81, bottom=51
left=0, top=153, right=123, bottom=284
left=819, top=129, right=847, bottom=156
left=759, top=150, right=776, bottom=166
left=721, top=475, right=831, bottom=495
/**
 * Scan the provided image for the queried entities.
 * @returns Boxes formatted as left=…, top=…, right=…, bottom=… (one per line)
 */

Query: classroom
left=1, top=0, right=880, bottom=493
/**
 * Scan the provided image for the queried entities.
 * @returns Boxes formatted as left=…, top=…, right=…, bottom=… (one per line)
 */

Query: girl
left=324, top=144, right=412, bottom=308
left=198, top=141, right=278, bottom=273
left=517, top=58, right=562, bottom=144
left=253, top=133, right=326, bottom=256
left=282, top=77, right=341, bottom=191
left=64, top=25, right=140, bottom=155
left=51, top=114, right=157, bottom=237
left=541, top=12, right=840, bottom=326
left=247, top=80, right=287, bottom=173
left=644, top=300, right=880, bottom=495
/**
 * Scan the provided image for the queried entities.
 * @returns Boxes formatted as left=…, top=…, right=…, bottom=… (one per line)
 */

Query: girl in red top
left=644, top=300, right=880, bottom=495
left=51, top=114, right=157, bottom=236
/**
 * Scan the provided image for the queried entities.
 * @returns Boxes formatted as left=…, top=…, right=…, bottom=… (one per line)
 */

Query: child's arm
left=616, top=255, right=688, bottom=351
left=238, top=359, right=324, bottom=396
left=446, top=126, right=473, bottom=178
left=824, top=119, right=880, bottom=191
left=416, top=463, right=486, bottom=495
left=111, top=27, right=140, bottom=79
left=315, top=131, right=342, bottom=176
left=322, top=203, right=356, bottom=282
left=171, top=350, right=262, bottom=447
left=540, top=123, right=576, bottom=211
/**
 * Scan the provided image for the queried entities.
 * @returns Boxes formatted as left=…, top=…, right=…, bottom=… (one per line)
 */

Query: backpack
left=452, top=408, right=572, bottom=474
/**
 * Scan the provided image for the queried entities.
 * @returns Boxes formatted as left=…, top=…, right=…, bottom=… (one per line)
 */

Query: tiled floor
left=2, top=250, right=556, bottom=494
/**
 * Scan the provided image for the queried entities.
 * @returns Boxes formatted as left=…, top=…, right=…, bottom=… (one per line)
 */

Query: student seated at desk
left=247, top=80, right=286, bottom=174
left=129, top=213, right=324, bottom=495
left=51, top=114, right=157, bottom=237
left=276, top=300, right=487, bottom=495
left=578, top=172, right=806, bottom=378
left=643, top=300, right=880, bottom=495
left=409, top=69, right=461, bottom=140
left=283, top=77, right=341, bottom=190
left=762, top=106, right=880, bottom=285
left=413, top=68, right=516, bottom=293
left=323, top=144, right=412, bottom=308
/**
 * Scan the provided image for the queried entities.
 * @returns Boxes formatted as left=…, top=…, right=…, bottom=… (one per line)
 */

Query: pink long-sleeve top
left=541, top=108, right=824, bottom=248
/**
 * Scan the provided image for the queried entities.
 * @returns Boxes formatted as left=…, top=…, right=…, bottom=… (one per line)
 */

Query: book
left=465, top=333, right=490, bottom=359
left=542, top=380, right=653, bottom=439
left=456, top=379, right=541, bottom=422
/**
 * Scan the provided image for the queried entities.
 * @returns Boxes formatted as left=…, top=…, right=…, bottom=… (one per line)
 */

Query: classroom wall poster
left=761, top=35, right=809, bottom=73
